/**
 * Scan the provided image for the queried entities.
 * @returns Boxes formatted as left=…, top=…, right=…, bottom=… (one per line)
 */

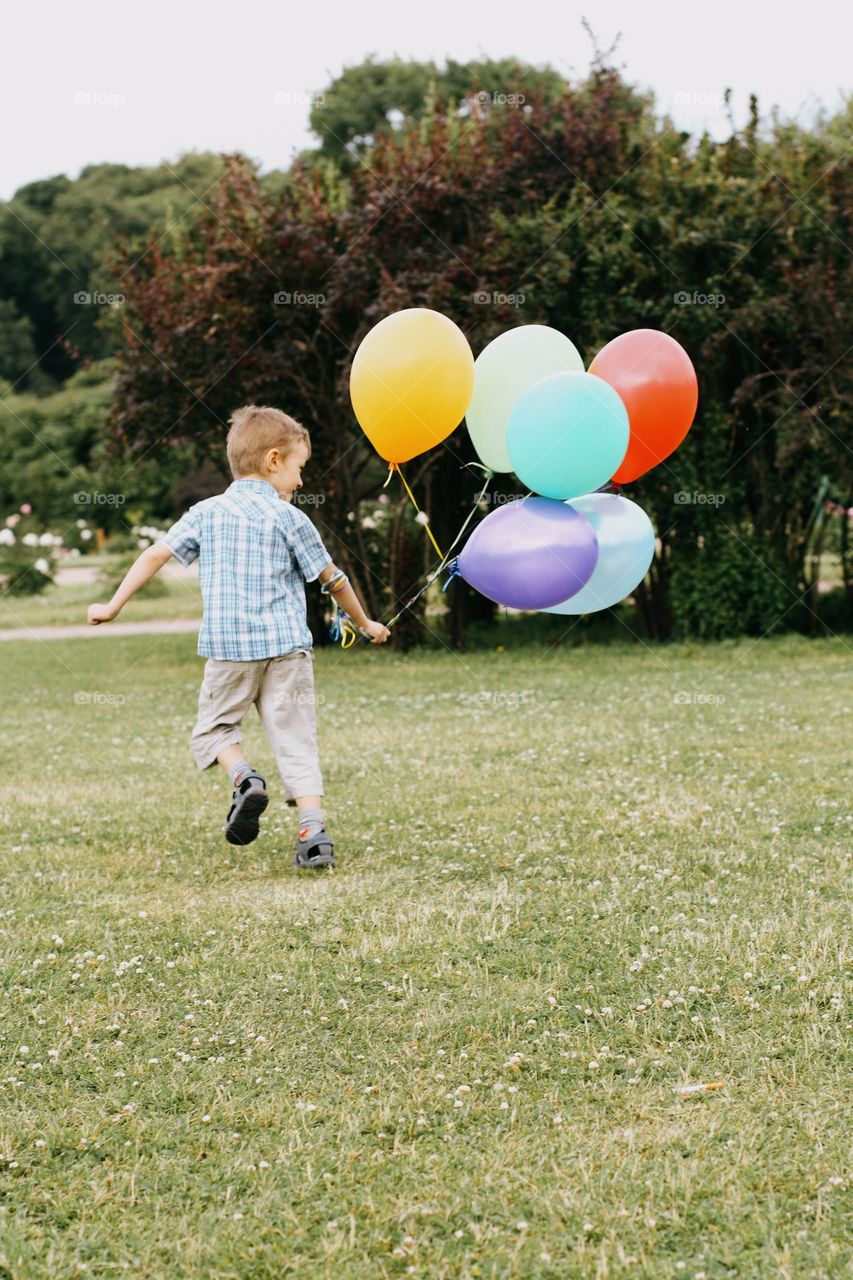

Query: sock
left=298, top=806, right=325, bottom=840
left=228, top=760, right=259, bottom=789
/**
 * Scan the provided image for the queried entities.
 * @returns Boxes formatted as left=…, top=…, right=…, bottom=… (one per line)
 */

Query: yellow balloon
left=350, top=308, right=475, bottom=464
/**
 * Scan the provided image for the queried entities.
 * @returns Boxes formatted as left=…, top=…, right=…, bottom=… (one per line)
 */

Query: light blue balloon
left=544, top=493, right=656, bottom=614
left=506, top=371, right=629, bottom=499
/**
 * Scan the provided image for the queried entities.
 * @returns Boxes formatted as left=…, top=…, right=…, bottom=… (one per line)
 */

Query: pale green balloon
left=466, top=325, right=584, bottom=473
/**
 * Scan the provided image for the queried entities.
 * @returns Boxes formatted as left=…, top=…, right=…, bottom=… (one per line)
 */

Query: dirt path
left=0, top=618, right=201, bottom=642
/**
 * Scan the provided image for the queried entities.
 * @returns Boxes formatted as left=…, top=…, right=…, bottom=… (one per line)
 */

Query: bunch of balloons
left=349, top=308, right=698, bottom=617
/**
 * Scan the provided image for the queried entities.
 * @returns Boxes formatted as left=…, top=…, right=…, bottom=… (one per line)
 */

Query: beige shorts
left=189, top=649, right=323, bottom=800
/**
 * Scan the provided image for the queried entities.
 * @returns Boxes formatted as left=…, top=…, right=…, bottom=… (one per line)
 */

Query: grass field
left=0, top=630, right=850, bottom=1279
left=0, top=561, right=202, bottom=632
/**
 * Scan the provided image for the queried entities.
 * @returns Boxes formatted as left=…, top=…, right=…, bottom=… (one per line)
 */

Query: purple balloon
left=457, top=496, right=599, bottom=610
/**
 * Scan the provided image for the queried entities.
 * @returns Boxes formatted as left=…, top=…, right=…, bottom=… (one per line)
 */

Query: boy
left=87, top=404, right=389, bottom=868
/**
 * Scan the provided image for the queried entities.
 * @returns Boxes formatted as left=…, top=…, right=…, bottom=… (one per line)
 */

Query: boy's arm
left=317, top=561, right=390, bottom=644
left=87, top=542, right=174, bottom=625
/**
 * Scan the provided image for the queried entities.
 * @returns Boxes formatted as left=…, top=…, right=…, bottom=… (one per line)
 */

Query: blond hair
left=226, top=405, right=311, bottom=479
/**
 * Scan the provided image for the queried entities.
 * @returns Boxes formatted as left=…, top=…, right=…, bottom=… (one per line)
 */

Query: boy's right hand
left=87, top=603, right=117, bottom=626
left=360, top=619, right=391, bottom=645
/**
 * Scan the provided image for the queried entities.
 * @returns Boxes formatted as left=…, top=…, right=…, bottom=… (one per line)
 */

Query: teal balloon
left=507, top=371, right=629, bottom=499
left=466, top=325, right=583, bottom=473
left=544, top=493, right=655, bottom=614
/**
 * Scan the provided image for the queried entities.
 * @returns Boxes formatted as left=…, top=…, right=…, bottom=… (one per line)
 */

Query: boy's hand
left=87, top=603, right=117, bottom=626
left=360, top=619, right=391, bottom=645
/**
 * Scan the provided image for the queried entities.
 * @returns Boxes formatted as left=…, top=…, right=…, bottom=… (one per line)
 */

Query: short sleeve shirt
left=161, top=478, right=332, bottom=660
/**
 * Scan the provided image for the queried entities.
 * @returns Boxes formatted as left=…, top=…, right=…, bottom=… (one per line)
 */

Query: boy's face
left=264, top=441, right=310, bottom=502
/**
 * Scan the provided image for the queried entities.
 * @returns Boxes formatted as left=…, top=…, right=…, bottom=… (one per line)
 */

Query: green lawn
left=0, top=564, right=202, bottom=631
left=0, top=632, right=849, bottom=1279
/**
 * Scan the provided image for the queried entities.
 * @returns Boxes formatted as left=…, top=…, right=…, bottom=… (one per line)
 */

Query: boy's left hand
left=87, top=603, right=117, bottom=625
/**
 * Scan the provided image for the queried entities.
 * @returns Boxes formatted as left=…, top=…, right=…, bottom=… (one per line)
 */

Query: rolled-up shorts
left=189, top=648, right=323, bottom=800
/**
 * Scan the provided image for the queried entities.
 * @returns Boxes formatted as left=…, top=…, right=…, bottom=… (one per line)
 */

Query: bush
left=0, top=541, right=54, bottom=594
left=98, top=550, right=167, bottom=598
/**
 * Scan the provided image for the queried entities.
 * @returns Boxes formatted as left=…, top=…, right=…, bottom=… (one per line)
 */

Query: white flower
left=80, top=529, right=93, bottom=540
left=414, top=511, right=430, bottom=526
left=22, top=532, right=39, bottom=546
left=0, top=528, right=15, bottom=545
left=34, top=558, right=51, bottom=575
left=38, top=532, right=53, bottom=546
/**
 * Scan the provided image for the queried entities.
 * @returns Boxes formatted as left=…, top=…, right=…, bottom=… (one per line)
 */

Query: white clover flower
left=0, top=528, right=15, bottom=545
left=34, top=558, right=51, bottom=575
left=22, top=532, right=39, bottom=546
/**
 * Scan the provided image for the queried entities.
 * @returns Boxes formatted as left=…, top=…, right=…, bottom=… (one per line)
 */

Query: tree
left=0, top=298, right=37, bottom=384
left=106, top=58, right=852, bottom=646
left=308, top=55, right=567, bottom=166
left=0, top=153, right=263, bottom=386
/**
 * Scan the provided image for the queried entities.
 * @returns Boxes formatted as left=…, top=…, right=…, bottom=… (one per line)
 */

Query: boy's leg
left=189, top=659, right=268, bottom=844
left=256, top=652, right=333, bottom=867
left=217, top=743, right=249, bottom=774
left=293, top=795, right=325, bottom=838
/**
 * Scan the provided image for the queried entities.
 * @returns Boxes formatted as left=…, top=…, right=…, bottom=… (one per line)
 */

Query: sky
left=1, top=0, right=850, bottom=199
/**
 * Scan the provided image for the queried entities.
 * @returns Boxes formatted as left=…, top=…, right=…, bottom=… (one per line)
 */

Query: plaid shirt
left=161, top=478, right=332, bottom=660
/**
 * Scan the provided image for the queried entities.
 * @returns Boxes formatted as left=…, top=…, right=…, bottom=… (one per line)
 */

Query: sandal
left=224, top=772, right=268, bottom=845
left=293, top=830, right=335, bottom=869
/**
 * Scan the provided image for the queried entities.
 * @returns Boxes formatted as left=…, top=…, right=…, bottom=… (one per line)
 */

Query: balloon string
left=331, top=465, right=492, bottom=647
left=437, top=467, right=493, bottom=568
left=392, top=462, right=446, bottom=560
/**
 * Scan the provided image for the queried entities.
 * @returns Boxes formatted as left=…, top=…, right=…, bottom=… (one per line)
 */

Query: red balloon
left=589, top=329, right=698, bottom=483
